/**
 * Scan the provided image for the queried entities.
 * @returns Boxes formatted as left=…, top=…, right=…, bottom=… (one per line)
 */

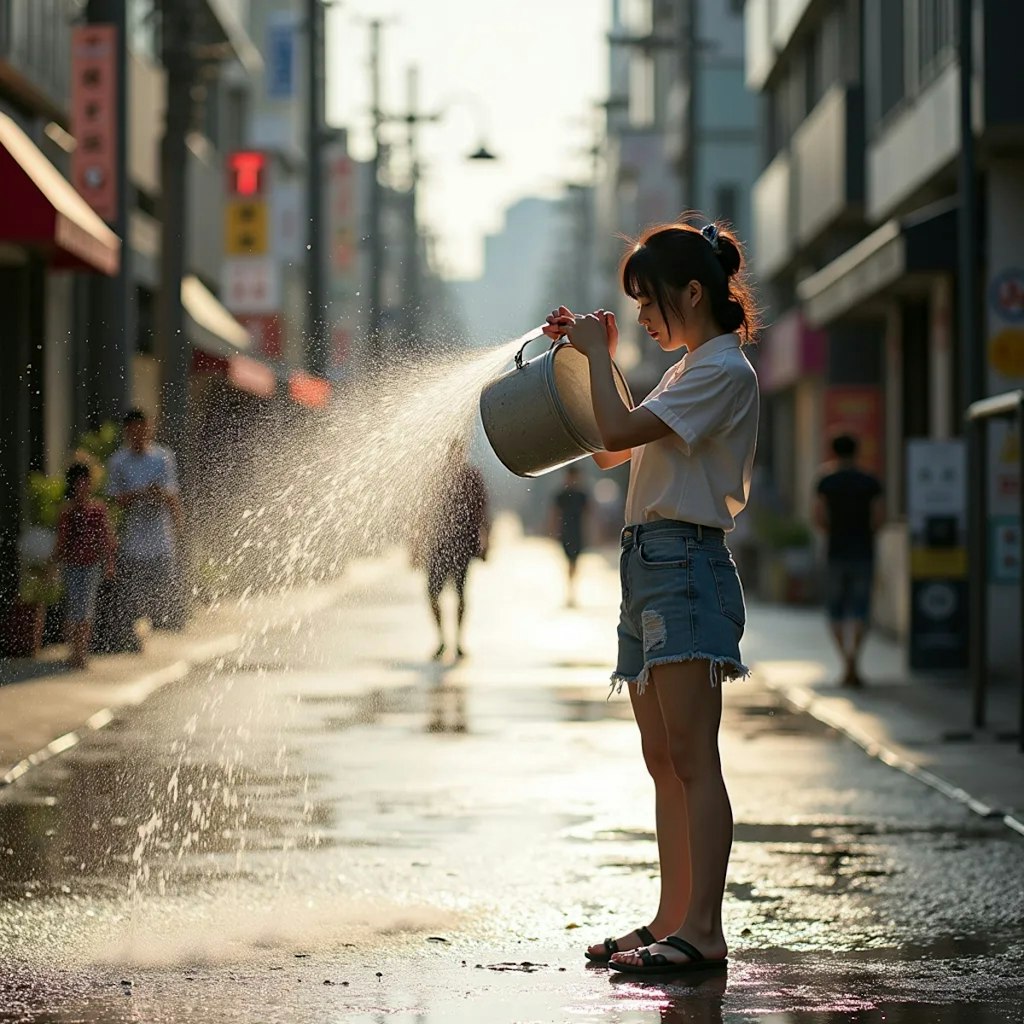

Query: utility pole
left=156, top=0, right=197, bottom=456
left=305, top=0, right=329, bottom=376
left=366, top=19, right=386, bottom=349
left=959, top=0, right=986, bottom=727
left=400, top=66, right=444, bottom=345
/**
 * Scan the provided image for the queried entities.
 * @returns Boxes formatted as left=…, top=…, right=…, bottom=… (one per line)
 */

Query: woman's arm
left=585, top=349, right=671, bottom=451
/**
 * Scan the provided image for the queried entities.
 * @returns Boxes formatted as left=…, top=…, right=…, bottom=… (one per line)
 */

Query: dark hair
left=620, top=217, right=760, bottom=343
left=65, top=461, right=92, bottom=498
left=122, top=407, right=147, bottom=426
left=832, top=434, right=858, bottom=459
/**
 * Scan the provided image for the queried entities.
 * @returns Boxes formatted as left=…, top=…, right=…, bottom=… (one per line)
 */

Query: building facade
left=746, top=0, right=1024, bottom=668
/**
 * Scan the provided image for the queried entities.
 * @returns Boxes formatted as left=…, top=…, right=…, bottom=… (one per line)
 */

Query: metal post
left=305, top=0, right=328, bottom=376
left=1018, top=403, right=1024, bottom=750
left=366, top=20, right=385, bottom=349
left=686, top=0, right=699, bottom=211
left=403, top=65, right=421, bottom=343
left=86, top=0, right=133, bottom=424
left=156, top=0, right=195, bottom=456
left=959, top=0, right=986, bottom=728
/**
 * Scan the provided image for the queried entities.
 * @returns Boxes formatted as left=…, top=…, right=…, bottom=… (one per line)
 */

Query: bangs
left=621, top=244, right=658, bottom=301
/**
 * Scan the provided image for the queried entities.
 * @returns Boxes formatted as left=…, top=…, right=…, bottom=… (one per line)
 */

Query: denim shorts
left=825, top=558, right=874, bottom=622
left=612, top=520, right=749, bottom=694
left=63, top=565, right=103, bottom=624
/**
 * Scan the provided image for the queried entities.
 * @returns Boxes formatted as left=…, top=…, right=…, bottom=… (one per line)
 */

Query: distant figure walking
left=107, top=409, right=183, bottom=642
left=55, top=462, right=116, bottom=669
left=550, top=465, right=590, bottom=606
left=814, top=434, right=884, bottom=688
left=420, top=442, right=490, bottom=662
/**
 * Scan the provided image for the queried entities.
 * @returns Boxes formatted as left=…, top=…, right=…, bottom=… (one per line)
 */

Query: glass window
left=866, top=0, right=905, bottom=127
left=714, top=184, right=739, bottom=226
left=128, top=0, right=159, bottom=60
left=918, top=0, right=955, bottom=82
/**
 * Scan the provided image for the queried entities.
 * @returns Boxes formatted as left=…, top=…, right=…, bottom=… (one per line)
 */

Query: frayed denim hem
left=609, top=653, right=750, bottom=698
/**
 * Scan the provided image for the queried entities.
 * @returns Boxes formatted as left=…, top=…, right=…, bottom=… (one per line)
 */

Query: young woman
left=543, top=220, right=760, bottom=975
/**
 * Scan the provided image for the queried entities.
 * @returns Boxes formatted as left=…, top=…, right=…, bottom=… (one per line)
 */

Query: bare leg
left=454, top=587, right=467, bottom=658
left=829, top=620, right=851, bottom=674
left=70, top=621, right=89, bottom=669
left=566, top=557, right=578, bottom=607
left=587, top=677, right=691, bottom=959
left=845, top=619, right=868, bottom=686
left=428, top=586, right=445, bottom=659
left=611, top=660, right=730, bottom=967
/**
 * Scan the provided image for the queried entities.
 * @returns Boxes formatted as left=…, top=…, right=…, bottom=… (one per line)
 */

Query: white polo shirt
left=624, top=333, right=759, bottom=531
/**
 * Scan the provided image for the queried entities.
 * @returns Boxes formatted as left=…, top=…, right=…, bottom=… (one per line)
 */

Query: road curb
left=760, top=675, right=1024, bottom=839
left=0, top=635, right=241, bottom=789
left=0, top=578, right=353, bottom=792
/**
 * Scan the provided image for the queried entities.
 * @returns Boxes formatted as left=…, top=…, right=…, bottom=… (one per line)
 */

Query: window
left=714, top=184, right=739, bottom=226
left=127, top=0, right=160, bottom=61
left=866, top=0, right=906, bottom=127
left=918, top=0, right=955, bottom=83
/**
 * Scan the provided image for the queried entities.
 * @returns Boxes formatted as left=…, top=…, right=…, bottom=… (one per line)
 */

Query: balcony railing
left=0, top=0, right=73, bottom=112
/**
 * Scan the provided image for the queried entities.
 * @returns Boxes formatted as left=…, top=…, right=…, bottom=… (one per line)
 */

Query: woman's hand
left=566, top=311, right=618, bottom=361
left=542, top=305, right=575, bottom=340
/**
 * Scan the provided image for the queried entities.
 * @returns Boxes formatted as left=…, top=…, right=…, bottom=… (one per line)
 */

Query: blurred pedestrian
left=106, top=409, right=183, bottom=642
left=549, top=465, right=590, bottom=606
left=421, top=441, right=490, bottom=661
left=544, top=219, right=759, bottom=975
left=54, top=462, right=116, bottom=669
left=814, top=434, right=884, bottom=688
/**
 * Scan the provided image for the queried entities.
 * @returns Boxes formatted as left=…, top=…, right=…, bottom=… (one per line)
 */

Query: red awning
left=229, top=355, right=277, bottom=399
left=0, top=112, right=120, bottom=275
left=288, top=371, right=331, bottom=409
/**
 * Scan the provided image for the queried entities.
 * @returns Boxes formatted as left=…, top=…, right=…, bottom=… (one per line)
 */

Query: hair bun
left=714, top=233, right=742, bottom=278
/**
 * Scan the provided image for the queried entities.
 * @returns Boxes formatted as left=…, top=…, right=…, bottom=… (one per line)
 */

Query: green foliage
left=76, top=420, right=120, bottom=465
left=19, top=564, right=62, bottom=606
left=24, top=472, right=66, bottom=529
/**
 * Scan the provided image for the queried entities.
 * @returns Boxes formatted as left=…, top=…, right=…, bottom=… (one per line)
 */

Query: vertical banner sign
left=906, top=439, right=968, bottom=670
left=266, top=13, right=297, bottom=100
left=71, top=25, right=119, bottom=222
left=327, top=144, right=360, bottom=370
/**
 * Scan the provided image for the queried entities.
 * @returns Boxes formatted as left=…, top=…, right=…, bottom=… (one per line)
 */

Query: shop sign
left=222, top=256, right=280, bottom=314
left=990, top=516, right=1021, bottom=584
left=823, top=386, right=884, bottom=476
left=71, top=25, right=119, bottom=222
left=906, top=439, right=968, bottom=670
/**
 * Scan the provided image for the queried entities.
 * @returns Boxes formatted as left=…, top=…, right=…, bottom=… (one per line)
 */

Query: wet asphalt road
left=0, top=534, right=1022, bottom=1023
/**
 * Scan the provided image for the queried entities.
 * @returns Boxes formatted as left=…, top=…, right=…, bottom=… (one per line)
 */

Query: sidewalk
left=746, top=602, right=1024, bottom=833
left=0, top=581, right=348, bottom=786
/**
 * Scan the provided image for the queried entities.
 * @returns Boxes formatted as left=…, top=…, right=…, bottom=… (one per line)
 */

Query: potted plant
left=1, top=473, right=65, bottom=657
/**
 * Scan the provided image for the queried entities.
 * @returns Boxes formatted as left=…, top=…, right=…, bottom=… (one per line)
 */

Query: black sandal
left=584, top=925, right=657, bottom=963
left=607, top=935, right=727, bottom=975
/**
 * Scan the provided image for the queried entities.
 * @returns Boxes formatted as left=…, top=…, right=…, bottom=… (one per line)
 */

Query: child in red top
left=55, top=462, right=116, bottom=669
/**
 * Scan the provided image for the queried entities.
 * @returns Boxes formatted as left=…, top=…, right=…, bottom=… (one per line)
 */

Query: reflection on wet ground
left=1, top=583, right=1022, bottom=1023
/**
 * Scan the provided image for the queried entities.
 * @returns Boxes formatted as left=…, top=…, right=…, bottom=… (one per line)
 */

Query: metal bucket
left=479, top=338, right=633, bottom=478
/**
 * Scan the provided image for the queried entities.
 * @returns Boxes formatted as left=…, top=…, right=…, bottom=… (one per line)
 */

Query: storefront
left=0, top=111, right=121, bottom=606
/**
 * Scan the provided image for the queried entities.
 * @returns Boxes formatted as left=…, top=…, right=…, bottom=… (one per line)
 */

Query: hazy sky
left=326, top=1, right=611, bottom=281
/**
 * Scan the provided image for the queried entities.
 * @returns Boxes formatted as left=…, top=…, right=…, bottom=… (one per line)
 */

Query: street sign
left=906, top=439, right=968, bottom=670
left=225, top=201, right=269, bottom=255
left=222, top=257, right=280, bottom=314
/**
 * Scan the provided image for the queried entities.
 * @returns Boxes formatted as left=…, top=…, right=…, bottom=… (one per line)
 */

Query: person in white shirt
left=106, top=408, right=183, bottom=640
left=543, top=220, right=760, bottom=976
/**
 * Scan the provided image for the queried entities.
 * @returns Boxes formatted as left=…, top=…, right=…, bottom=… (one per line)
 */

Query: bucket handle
left=514, top=330, right=564, bottom=370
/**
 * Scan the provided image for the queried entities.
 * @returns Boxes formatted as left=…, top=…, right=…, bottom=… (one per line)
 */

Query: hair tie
left=700, top=223, right=721, bottom=255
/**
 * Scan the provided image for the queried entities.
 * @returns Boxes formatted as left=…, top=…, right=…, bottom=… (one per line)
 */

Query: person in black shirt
left=549, top=465, right=590, bottom=607
left=814, top=434, right=884, bottom=687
